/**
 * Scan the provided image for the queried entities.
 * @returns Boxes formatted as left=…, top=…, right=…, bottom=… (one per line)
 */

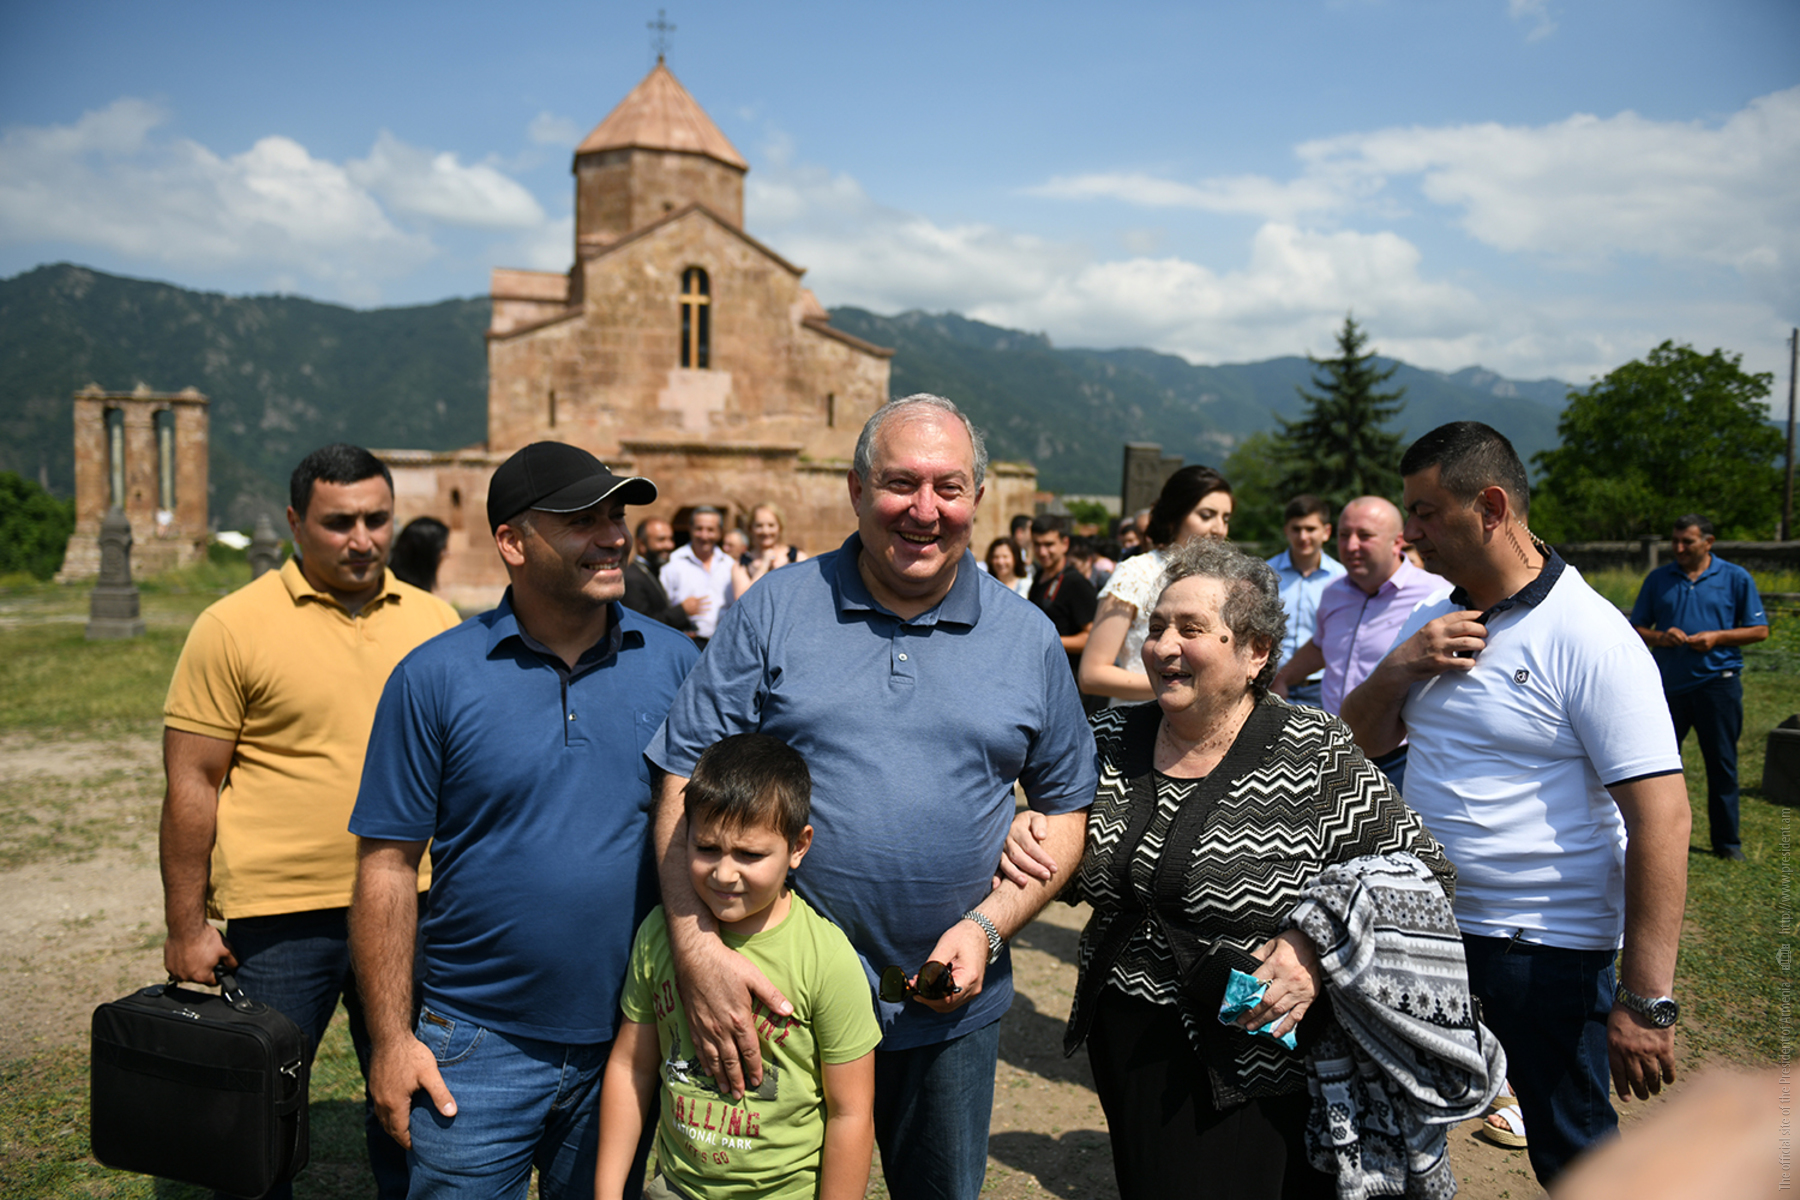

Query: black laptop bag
left=91, top=969, right=310, bottom=1198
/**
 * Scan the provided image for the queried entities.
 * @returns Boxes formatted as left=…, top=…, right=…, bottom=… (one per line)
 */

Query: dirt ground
left=2, top=727, right=1695, bottom=1200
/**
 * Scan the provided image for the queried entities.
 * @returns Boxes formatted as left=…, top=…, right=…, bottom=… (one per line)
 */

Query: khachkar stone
left=1121, top=442, right=1185, bottom=519
left=247, top=514, right=283, bottom=578
left=87, top=506, right=146, bottom=640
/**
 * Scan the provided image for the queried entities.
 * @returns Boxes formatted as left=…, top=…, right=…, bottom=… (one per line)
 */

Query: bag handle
left=157, top=959, right=259, bottom=1012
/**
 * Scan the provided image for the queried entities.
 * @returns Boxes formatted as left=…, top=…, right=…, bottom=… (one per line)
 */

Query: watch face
left=1649, top=999, right=1679, bottom=1027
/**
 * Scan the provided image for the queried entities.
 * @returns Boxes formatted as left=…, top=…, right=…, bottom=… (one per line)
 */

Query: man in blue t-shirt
left=1266, top=494, right=1345, bottom=708
left=647, top=395, right=1097, bottom=1200
left=349, top=442, right=698, bottom=1198
left=1631, top=514, right=1769, bottom=860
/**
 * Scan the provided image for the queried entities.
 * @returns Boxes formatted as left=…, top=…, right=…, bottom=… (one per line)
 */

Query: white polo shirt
left=659, top=542, right=734, bottom=639
left=1391, top=556, right=1681, bottom=950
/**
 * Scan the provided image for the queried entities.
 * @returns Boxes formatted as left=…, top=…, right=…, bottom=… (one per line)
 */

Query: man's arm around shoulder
left=943, top=806, right=1088, bottom=1013
left=350, top=837, right=453, bottom=1147
left=654, top=772, right=793, bottom=1100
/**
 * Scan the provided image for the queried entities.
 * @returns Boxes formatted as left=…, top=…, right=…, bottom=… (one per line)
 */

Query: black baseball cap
left=487, top=442, right=657, bottom=532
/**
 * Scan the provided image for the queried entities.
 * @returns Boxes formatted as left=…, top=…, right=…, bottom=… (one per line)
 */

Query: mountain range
left=1, top=264, right=1576, bottom=526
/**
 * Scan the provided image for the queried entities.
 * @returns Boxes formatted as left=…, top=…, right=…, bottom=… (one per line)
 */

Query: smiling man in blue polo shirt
left=1631, top=514, right=1769, bottom=861
left=646, top=395, right=1097, bottom=1200
left=349, top=443, right=697, bottom=1199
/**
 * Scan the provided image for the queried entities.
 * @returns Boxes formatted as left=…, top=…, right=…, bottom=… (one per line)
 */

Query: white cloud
left=1301, top=88, right=1800, bottom=307
left=751, top=118, right=1800, bottom=385
left=0, top=101, right=433, bottom=300
left=528, top=112, right=582, bottom=147
left=1027, top=170, right=1364, bottom=223
left=1031, top=88, right=1800, bottom=312
left=501, top=215, right=575, bottom=273
left=0, top=98, right=570, bottom=302
left=751, top=147, right=1489, bottom=368
left=974, top=224, right=1484, bottom=364
left=748, top=158, right=1084, bottom=315
left=347, top=131, right=545, bottom=229
left=1508, top=0, right=1557, bottom=42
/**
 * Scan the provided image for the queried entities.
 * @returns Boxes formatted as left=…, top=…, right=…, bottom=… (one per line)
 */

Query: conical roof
left=575, top=61, right=748, bottom=171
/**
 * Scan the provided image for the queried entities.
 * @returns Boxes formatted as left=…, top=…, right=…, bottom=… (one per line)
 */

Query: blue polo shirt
left=647, top=534, right=1098, bottom=1051
left=351, top=593, right=698, bottom=1043
left=1630, top=555, right=1767, bottom=694
left=1267, top=548, right=1345, bottom=681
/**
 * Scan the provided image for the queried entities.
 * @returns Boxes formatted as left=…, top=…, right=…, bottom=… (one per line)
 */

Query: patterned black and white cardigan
left=1062, top=697, right=1456, bottom=1103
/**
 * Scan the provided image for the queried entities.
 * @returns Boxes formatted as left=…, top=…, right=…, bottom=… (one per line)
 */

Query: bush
left=0, top=473, right=75, bottom=580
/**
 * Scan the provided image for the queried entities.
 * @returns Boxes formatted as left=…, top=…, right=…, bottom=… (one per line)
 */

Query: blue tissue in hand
left=1216, top=967, right=1298, bottom=1050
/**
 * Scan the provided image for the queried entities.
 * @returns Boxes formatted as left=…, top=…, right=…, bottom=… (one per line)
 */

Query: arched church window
left=680, top=267, right=711, bottom=369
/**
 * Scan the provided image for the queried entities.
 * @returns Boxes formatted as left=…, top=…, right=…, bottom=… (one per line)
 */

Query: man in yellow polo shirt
left=160, top=443, right=461, bottom=1200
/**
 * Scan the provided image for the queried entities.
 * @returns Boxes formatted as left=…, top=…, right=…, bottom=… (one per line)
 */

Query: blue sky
left=2, top=0, right=1796, bottom=387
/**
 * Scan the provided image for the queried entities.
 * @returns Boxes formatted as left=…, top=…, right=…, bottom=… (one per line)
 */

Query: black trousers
left=1085, top=987, right=1331, bottom=1200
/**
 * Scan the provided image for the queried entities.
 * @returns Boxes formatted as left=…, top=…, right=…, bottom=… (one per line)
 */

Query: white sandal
left=1477, top=1096, right=1528, bottom=1149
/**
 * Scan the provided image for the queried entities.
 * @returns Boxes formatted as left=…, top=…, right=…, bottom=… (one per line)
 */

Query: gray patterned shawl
left=1288, top=852, right=1507, bottom=1199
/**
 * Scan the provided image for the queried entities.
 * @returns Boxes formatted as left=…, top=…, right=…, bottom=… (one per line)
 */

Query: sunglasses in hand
left=879, top=960, right=961, bottom=1004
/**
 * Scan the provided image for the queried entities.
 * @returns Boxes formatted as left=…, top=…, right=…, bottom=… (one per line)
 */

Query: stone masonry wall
left=59, top=386, right=209, bottom=581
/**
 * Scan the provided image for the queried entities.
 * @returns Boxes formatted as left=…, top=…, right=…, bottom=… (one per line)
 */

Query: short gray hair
left=1158, top=538, right=1287, bottom=700
left=853, top=394, right=988, bottom=490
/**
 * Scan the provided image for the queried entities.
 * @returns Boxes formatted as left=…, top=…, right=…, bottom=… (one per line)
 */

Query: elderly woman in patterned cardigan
left=1005, top=538, right=1454, bottom=1200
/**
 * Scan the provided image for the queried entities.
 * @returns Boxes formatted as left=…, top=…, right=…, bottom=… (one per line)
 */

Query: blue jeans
left=407, top=1006, right=642, bottom=1199
left=1286, top=679, right=1323, bottom=709
left=872, top=1019, right=1001, bottom=1200
left=225, top=906, right=409, bottom=1200
left=1462, top=934, right=1617, bottom=1186
left=1370, top=745, right=1408, bottom=796
left=1668, top=673, right=1744, bottom=852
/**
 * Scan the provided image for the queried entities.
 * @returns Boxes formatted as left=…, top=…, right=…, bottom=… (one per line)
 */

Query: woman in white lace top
left=1079, top=465, right=1234, bottom=705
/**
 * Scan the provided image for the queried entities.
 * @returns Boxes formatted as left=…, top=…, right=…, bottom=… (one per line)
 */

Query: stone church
left=384, top=61, right=1036, bottom=606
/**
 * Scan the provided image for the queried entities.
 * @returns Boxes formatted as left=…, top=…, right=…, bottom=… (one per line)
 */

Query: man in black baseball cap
left=485, top=441, right=657, bottom=533
left=352, top=441, right=697, bottom=1197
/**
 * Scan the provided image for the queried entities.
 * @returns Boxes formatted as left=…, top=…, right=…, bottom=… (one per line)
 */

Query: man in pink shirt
left=1271, top=495, right=1446, bottom=789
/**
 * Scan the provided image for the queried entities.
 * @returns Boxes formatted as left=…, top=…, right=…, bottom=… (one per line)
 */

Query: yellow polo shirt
left=164, top=558, right=462, bottom=918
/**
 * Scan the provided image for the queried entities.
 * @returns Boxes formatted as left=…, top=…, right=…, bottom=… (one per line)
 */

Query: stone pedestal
left=1121, top=442, right=1185, bottom=520
left=247, top=514, right=283, bottom=579
left=1764, top=716, right=1800, bottom=808
left=87, top=506, right=146, bottom=640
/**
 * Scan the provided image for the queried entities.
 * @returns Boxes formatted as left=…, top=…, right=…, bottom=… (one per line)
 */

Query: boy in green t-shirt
left=595, top=734, right=881, bottom=1200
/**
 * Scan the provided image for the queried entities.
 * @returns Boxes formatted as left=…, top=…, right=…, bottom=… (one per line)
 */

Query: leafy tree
left=1222, top=431, right=1290, bottom=544
left=0, top=472, right=75, bottom=579
left=1532, top=341, right=1779, bottom=541
left=1273, top=316, right=1405, bottom=510
left=1062, top=497, right=1112, bottom=533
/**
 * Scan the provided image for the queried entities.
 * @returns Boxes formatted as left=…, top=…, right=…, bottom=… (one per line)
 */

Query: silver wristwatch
left=1614, top=982, right=1680, bottom=1027
left=962, top=910, right=1004, bottom=964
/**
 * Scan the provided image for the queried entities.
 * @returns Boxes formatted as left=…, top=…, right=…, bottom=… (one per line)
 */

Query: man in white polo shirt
left=1342, top=421, right=1690, bottom=1189
left=659, top=505, right=733, bottom=646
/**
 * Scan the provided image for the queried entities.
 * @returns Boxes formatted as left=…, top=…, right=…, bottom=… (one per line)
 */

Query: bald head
left=1337, top=496, right=1406, bottom=594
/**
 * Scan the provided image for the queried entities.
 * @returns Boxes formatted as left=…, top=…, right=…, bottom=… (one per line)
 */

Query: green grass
left=0, top=562, right=255, bottom=733
left=0, top=1006, right=373, bottom=1199
left=0, top=563, right=1793, bottom=1190
left=0, top=768, right=162, bottom=871
left=0, top=623, right=192, bottom=732
left=1670, top=669, right=1800, bottom=1068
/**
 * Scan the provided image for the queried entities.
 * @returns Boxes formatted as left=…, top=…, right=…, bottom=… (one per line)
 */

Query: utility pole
left=1786, top=327, right=1798, bottom=541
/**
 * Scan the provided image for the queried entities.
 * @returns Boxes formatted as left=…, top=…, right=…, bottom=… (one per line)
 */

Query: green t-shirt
left=621, top=895, right=884, bottom=1200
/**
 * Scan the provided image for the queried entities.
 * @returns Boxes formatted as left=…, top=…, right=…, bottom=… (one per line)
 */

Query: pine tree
left=1273, top=316, right=1406, bottom=507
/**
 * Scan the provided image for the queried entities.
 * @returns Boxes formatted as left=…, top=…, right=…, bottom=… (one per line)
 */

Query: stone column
left=247, top=515, right=283, bottom=578
left=1121, top=442, right=1185, bottom=521
left=87, top=506, right=146, bottom=640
